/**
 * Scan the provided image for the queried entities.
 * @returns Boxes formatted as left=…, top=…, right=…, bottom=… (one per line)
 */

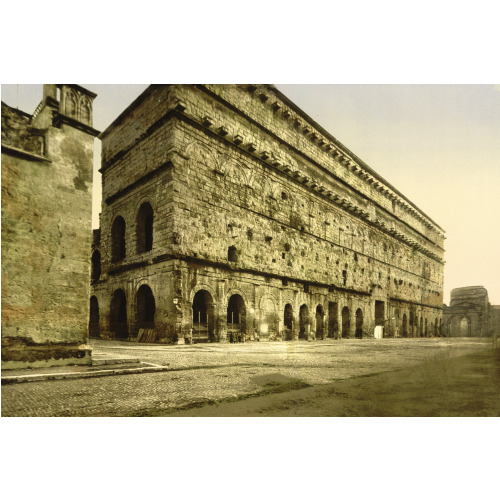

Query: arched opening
left=227, top=294, right=246, bottom=342
left=111, top=216, right=126, bottom=262
left=284, top=304, right=293, bottom=340
left=341, top=306, right=350, bottom=338
left=434, top=317, right=438, bottom=337
left=355, top=308, right=363, bottom=338
left=419, top=317, right=423, bottom=337
left=136, top=202, right=154, bottom=253
left=89, top=296, right=100, bottom=338
left=439, top=318, right=443, bottom=336
left=402, top=313, right=408, bottom=337
left=316, top=305, right=324, bottom=340
left=192, top=290, right=215, bottom=343
left=299, top=304, right=309, bottom=339
left=136, top=284, right=155, bottom=332
left=91, top=250, right=101, bottom=283
left=228, top=246, right=237, bottom=263
left=328, top=301, right=338, bottom=338
left=450, top=315, right=471, bottom=337
left=409, top=311, right=414, bottom=337
left=110, top=289, right=128, bottom=339
left=425, top=318, right=428, bottom=337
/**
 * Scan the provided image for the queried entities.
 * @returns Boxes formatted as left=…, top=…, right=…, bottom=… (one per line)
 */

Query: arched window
left=136, top=285, right=156, bottom=330
left=111, top=216, right=126, bottom=262
left=91, top=250, right=101, bottom=282
left=136, top=202, right=154, bottom=253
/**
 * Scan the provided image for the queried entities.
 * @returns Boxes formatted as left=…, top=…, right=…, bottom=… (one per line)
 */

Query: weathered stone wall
left=93, top=84, right=444, bottom=343
left=1, top=86, right=97, bottom=368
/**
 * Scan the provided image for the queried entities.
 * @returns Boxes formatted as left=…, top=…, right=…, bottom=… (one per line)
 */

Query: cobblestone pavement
left=1, top=338, right=493, bottom=417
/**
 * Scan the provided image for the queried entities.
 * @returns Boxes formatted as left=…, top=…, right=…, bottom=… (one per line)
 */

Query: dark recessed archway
left=355, top=308, right=363, bottom=339
left=193, top=290, right=215, bottom=342
left=342, top=306, right=350, bottom=338
left=299, top=304, right=309, bottom=339
left=316, top=305, right=324, bottom=339
left=89, top=296, right=100, bottom=338
left=284, top=304, right=293, bottom=340
left=227, top=294, right=246, bottom=342
left=136, top=284, right=155, bottom=331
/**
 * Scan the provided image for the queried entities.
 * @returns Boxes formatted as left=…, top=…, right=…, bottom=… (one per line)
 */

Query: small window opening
left=228, top=246, right=237, bottom=262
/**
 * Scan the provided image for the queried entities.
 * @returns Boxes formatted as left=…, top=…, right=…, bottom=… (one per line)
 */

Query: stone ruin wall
left=1, top=85, right=97, bottom=368
left=91, top=84, right=445, bottom=342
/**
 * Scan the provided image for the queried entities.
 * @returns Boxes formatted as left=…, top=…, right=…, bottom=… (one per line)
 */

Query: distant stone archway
left=449, top=315, right=471, bottom=337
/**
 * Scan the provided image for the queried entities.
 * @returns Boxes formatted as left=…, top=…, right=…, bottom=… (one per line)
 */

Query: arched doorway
left=299, top=304, right=309, bottom=339
left=402, top=313, right=408, bottom=337
left=136, top=284, right=155, bottom=332
left=110, top=289, right=128, bottom=339
left=449, top=315, right=471, bottom=337
left=425, top=318, right=428, bottom=337
left=284, top=304, right=293, bottom=341
left=136, top=202, right=154, bottom=253
left=341, top=306, right=350, bottom=338
left=355, top=308, right=363, bottom=338
left=419, top=317, right=423, bottom=337
left=227, top=294, right=246, bottom=342
left=192, top=290, right=215, bottom=343
left=434, top=318, right=438, bottom=337
left=409, top=311, right=415, bottom=337
left=89, top=296, right=100, bottom=338
left=316, top=305, right=324, bottom=339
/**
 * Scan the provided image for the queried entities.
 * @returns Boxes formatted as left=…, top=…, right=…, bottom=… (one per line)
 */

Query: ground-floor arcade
left=90, top=261, right=443, bottom=343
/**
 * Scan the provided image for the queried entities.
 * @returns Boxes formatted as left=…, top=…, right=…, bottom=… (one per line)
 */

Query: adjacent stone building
left=443, top=286, right=498, bottom=337
left=2, top=84, right=98, bottom=368
left=90, top=84, right=445, bottom=344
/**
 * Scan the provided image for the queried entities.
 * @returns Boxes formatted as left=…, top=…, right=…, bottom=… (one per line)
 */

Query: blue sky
left=2, top=84, right=499, bottom=304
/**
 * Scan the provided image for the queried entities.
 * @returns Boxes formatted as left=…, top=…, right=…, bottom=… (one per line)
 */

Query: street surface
left=2, top=338, right=498, bottom=417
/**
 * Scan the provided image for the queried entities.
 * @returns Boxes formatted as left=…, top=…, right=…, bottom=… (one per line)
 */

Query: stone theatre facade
left=90, top=85, right=445, bottom=343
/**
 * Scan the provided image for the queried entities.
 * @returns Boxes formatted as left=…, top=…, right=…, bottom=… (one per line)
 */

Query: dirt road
left=164, top=349, right=500, bottom=417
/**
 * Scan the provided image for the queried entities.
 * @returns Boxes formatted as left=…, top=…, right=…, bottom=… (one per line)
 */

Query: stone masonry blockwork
left=91, top=85, right=445, bottom=344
